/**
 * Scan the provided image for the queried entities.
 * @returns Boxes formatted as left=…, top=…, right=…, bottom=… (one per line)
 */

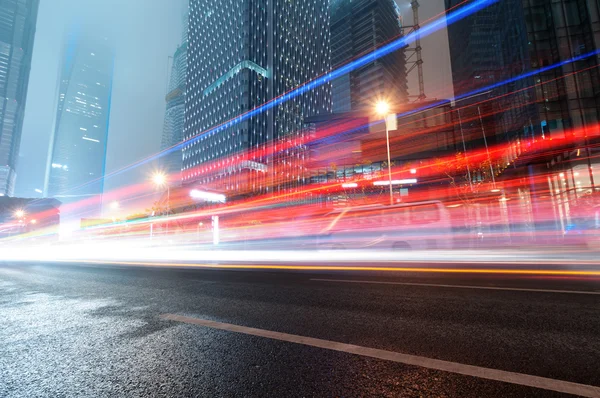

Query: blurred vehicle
left=318, top=200, right=452, bottom=250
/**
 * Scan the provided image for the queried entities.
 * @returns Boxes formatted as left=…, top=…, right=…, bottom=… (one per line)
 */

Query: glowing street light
left=14, top=209, right=25, bottom=219
left=110, top=201, right=120, bottom=210
left=152, top=172, right=167, bottom=187
left=375, top=100, right=394, bottom=205
left=375, top=101, right=390, bottom=116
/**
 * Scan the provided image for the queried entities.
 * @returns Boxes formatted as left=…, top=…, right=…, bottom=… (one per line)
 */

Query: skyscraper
left=445, top=0, right=600, bottom=234
left=44, top=30, right=114, bottom=218
left=446, top=0, right=600, bottom=143
left=445, top=0, right=537, bottom=146
left=182, top=0, right=331, bottom=196
left=520, top=0, right=600, bottom=216
left=160, top=7, right=188, bottom=185
left=522, top=0, right=600, bottom=140
left=0, top=0, right=39, bottom=197
left=330, top=0, right=408, bottom=113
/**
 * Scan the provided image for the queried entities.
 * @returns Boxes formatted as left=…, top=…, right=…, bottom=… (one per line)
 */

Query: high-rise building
left=44, top=30, right=114, bottom=218
left=445, top=0, right=600, bottom=235
left=0, top=0, right=39, bottom=197
left=330, top=0, right=408, bottom=113
left=160, top=7, right=188, bottom=185
left=445, top=0, right=537, bottom=147
left=446, top=0, right=600, bottom=143
left=182, top=0, right=331, bottom=196
left=521, top=0, right=600, bottom=223
left=522, top=0, right=600, bottom=140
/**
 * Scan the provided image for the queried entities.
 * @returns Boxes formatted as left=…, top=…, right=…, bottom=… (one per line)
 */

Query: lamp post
left=152, top=172, right=170, bottom=235
left=477, top=106, right=496, bottom=188
left=375, top=101, right=394, bottom=205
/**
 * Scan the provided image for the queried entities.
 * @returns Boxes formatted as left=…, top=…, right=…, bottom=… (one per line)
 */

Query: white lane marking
left=310, top=278, right=600, bottom=295
left=161, top=314, right=600, bottom=397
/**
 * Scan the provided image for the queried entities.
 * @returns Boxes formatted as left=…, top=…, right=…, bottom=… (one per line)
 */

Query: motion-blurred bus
left=318, top=200, right=452, bottom=250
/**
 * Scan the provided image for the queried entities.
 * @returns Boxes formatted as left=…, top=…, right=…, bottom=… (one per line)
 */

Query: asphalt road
left=1, top=261, right=600, bottom=397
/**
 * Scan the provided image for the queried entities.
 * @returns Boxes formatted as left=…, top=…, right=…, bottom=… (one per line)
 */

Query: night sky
left=15, top=0, right=451, bottom=210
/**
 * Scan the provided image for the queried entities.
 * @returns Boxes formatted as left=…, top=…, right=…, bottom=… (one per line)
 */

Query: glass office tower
left=182, top=0, right=331, bottom=196
left=330, top=0, right=408, bottom=113
left=521, top=0, right=600, bottom=140
left=445, top=0, right=537, bottom=145
left=0, top=0, right=39, bottom=196
left=160, top=7, right=188, bottom=185
left=446, top=0, right=600, bottom=143
left=45, top=30, right=114, bottom=218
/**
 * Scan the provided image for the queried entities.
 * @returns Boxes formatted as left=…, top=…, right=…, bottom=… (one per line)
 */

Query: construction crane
left=402, top=0, right=426, bottom=102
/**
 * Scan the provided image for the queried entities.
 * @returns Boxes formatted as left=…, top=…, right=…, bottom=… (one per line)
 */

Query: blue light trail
left=103, top=0, right=500, bottom=180
left=183, top=0, right=500, bottom=147
left=70, top=0, right=599, bottom=192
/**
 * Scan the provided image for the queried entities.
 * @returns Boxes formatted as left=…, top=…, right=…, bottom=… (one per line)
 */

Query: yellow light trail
left=60, top=260, right=600, bottom=276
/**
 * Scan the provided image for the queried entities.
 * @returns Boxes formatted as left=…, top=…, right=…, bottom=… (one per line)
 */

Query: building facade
left=446, top=0, right=600, bottom=145
left=304, top=101, right=456, bottom=204
left=44, top=30, right=114, bottom=218
left=522, top=0, right=600, bottom=140
left=182, top=0, right=331, bottom=197
left=330, top=0, right=408, bottom=113
left=445, top=0, right=600, bottom=239
left=446, top=0, right=538, bottom=147
left=0, top=0, right=39, bottom=196
left=160, top=7, right=188, bottom=185
left=522, top=0, right=600, bottom=233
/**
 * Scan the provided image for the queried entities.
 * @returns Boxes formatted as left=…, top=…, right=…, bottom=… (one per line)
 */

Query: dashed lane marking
left=160, top=313, right=600, bottom=397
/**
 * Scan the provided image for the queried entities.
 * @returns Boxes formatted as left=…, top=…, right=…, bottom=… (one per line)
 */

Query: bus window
left=409, top=204, right=441, bottom=224
left=385, top=207, right=410, bottom=225
left=333, top=209, right=383, bottom=231
left=321, top=201, right=452, bottom=250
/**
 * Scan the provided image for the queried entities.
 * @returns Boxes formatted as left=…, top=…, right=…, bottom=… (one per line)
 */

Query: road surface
left=1, top=261, right=600, bottom=397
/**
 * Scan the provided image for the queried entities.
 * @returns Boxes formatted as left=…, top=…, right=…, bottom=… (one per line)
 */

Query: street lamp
left=152, top=172, right=167, bottom=187
left=375, top=101, right=394, bottom=205
left=375, top=101, right=390, bottom=116
left=14, top=209, right=25, bottom=219
left=152, top=172, right=170, bottom=235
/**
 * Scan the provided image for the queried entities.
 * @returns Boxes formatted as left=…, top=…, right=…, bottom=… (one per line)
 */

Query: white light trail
left=190, top=189, right=226, bottom=203
left=373, top=179, right=417, bottom=186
